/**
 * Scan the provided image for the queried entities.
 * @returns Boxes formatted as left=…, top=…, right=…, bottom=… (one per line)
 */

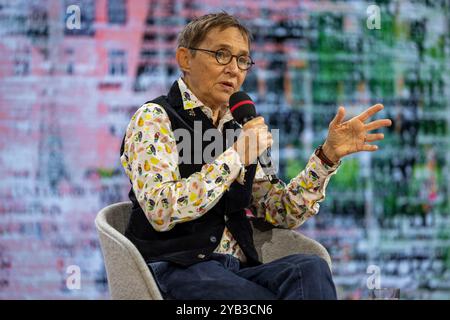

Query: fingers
left=235, top=123, right=273, bottom=166
left=330, top=106, right=346, bottom=126
left=243, top=116, right=265, bottom=129
left=241, top=126, right=272, bottom=145
left=256, top=127, right=273, bottom=148
left=365, top=119, right=392, bottom=131
left=359, top=129, right=387, bottom=153
left=357, top=104, right=384, bottom=122
left=365, top=133, right=384, bottom=142
left=361, top=144, right=379, bottom=152
left=240, top=117, right=273, bottom=161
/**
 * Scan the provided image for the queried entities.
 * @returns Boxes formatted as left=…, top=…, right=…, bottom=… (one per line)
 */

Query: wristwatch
left=314, top=145, right=336, bottom=166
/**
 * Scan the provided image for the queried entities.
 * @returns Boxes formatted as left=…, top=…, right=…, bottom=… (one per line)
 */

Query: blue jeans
left=148, top=253, right=337, bottom=300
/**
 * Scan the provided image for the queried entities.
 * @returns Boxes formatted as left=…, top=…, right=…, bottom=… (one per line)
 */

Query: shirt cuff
left=311, top=152, right=341, bottom=175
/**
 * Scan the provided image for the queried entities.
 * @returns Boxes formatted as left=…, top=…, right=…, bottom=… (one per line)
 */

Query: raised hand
left=322, top=104, right=392, bottom=163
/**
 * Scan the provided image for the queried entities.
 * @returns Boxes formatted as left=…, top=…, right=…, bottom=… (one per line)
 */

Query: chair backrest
left=95, top=202, right=163, bottom=300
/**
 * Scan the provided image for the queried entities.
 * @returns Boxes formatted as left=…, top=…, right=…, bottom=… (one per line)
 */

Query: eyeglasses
left=188, top=47, right=255, bottom=71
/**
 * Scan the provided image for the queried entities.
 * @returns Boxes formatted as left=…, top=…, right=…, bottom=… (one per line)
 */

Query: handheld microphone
left=229, top=92, right=279, bottom=184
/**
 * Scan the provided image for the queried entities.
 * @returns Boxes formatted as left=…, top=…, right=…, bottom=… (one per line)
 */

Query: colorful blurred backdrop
left=0, top=0, right=449, bottom=299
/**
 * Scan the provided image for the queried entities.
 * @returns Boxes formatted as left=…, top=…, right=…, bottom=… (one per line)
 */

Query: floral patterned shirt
left=121, top=78, right=341, bottom=262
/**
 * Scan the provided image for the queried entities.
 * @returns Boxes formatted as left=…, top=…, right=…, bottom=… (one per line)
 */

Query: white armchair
left=95, top=201, right=332, bottom=300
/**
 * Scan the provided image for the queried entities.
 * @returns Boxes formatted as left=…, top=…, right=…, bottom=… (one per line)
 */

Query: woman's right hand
left=232, top=116, right=273, bottom=166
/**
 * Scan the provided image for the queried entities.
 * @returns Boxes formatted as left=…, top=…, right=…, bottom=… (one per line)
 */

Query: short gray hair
left=177, top=12, right=252, bottom=52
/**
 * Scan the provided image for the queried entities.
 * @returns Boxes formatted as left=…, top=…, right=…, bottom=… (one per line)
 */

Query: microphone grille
left=229, top=91, right=256, bottom=124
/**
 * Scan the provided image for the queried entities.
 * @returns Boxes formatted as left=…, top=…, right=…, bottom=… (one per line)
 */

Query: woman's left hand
left=322, top=104, right=392, bottom=163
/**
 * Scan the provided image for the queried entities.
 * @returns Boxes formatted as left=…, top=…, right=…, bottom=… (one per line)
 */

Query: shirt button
left=224, top=215, right=229, bottom=222
left=197, top=254, right=205, bottom=259
left=210, top=236, right=217, bottom=243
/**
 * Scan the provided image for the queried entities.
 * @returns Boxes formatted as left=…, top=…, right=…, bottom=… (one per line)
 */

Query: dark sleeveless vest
left=120, top=81, right=261, bottom=267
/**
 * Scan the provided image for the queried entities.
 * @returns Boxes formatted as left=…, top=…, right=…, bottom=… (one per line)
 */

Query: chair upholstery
left=95, top=201, right=332, bottom=300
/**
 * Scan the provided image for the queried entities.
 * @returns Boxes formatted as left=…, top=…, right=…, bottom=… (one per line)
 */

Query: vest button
left=224, top=215, right=229, bottom=222
left=197, top=253, right=206, bottom=259
left=210, top=236, right=217, bottom=243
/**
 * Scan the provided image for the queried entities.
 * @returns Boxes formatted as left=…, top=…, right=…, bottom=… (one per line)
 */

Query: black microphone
left=229, top=92, right=279, bottom=184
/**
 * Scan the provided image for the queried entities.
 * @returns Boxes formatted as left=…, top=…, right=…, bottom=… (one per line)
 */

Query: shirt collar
left=177, top=77, right=203, bottom=110
left=177, top=77, right=235, bottom=130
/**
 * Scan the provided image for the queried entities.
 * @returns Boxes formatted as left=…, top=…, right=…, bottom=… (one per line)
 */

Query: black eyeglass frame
left=187, top=47, right=255, bottom=71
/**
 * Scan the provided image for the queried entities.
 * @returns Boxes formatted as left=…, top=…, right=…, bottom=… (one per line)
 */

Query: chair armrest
left=252, top=220, right=332, bottom=271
